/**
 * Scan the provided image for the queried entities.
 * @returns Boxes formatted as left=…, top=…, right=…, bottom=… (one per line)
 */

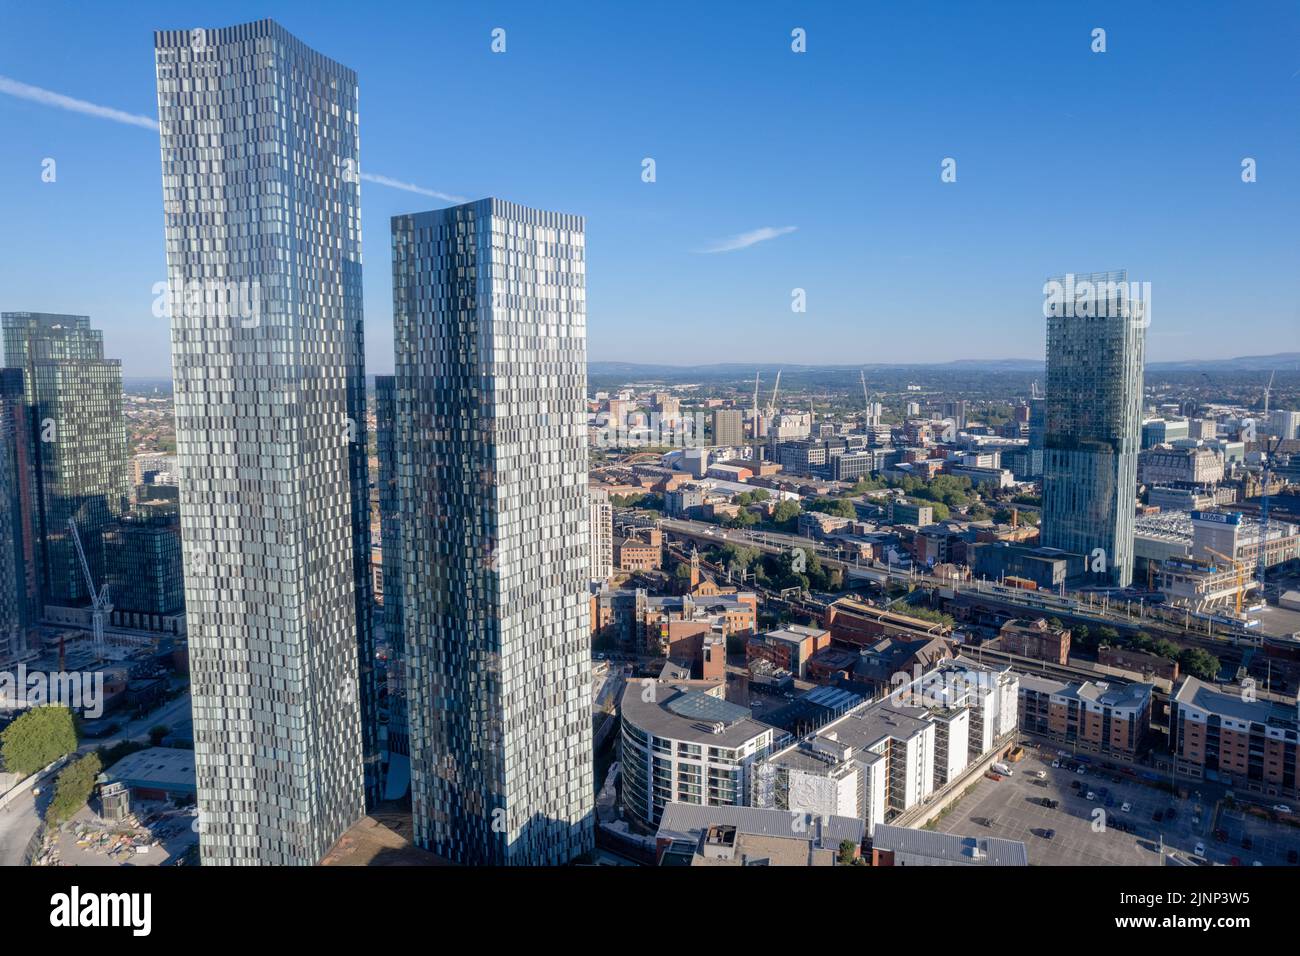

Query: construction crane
left=68, top=517, right=111, bottom=659
left=1257, top=434, right=1284, bottom=597
left=765, top=368, right=782, bottom=420
left=1262, top=369, right=1276, bottom=417
left=1202, top=545, right=1248, bottom=617
left=860, top=370, right=876, bottom=426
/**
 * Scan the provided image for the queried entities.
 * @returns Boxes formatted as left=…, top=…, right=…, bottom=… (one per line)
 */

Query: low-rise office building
left=593, top=587, right=757, bottom=655
left=745, top=624, right=830, bottom=680
left=997, top=617, right=1071, bottom=666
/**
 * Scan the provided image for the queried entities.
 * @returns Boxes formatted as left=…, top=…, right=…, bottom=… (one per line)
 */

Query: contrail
left=698, top=225, right=798, bottom=254
left=359, top=172, right=465, bottom=203
left=0, top=75, right=462, bottom=201
left=0, top=74, right=159, bottom=130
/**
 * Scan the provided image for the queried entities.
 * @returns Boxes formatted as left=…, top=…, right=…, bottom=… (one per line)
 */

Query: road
left=81, top=691, right=193, bottom=755
left=0, top=772, right=55, bottom=866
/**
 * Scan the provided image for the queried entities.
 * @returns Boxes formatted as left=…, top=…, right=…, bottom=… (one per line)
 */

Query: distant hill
left=1145, top=352, right=1300, bottom=372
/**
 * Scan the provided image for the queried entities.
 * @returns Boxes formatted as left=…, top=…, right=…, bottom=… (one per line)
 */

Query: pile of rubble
left=67, top=818, right=161, bottom=861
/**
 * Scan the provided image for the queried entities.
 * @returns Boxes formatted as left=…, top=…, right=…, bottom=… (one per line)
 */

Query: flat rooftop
left=1172, top=675, right=1300, bottom=729
left=102, top=747, right=196, bottom=794
left=620, top=682, right=774, bottom=747
left=872, top=824, right=1028, bottom=866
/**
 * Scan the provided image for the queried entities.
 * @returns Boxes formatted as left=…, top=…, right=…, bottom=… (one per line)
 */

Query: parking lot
left=1213, top=806, right=1300, bottom=866
left=930, top=744, right=1297, bottom=866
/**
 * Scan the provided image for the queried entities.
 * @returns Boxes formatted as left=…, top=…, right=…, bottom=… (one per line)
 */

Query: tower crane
left=68, top=517, right=110, bottom=659
left=765, top=368, right=782, bottom=420
left=1202, top=545, right=1248, bottom=617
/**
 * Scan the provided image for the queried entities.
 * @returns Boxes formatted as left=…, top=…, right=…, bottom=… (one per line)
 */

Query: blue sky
left=1, top=0, right=1298, bottom=377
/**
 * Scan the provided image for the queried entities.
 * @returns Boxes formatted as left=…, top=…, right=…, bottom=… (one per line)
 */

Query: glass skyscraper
left=393, top=198, right=594, bottom=865
left=374, top=374, right=407, bottom=760
left=1, top=312, right=130, bottom=607
left=154, top=19, right=377, bottom=864
left=0, top=368, right=35, bottom=664
left=1040, top=271, right=1146, bottom=588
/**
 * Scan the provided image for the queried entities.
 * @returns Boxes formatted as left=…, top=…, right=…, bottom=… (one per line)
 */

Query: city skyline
left=2, top=0, right=1300, bottom=897
left=1, top=2, right=1298, bottom=378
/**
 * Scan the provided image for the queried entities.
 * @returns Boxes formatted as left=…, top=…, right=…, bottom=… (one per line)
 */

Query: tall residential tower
left=393, top=198, right=594, bottom=865
left=1040, top=271, right=1146, bottom=587
left=1, top=312, right=130, bottom=609
left=154, top=19, right=376, bottom=865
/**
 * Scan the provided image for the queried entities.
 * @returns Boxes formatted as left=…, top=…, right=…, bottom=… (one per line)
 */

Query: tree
left=149, top=725, right=171, bottom=747
left=45, top=752, right=102, bottom=827
left=771, top=499, right=801, bottom=529
left=1179, top=648, right=1220, bottom=682
left=900, top=605, right=955, bottom=628
left=0, top=706, right=77, bottom=777
left=911, top=498, right=950, bottom=521
left=838, top=839, right=859, bottom=865
left=808, top=497, right=856, bottom=519
left=719, top=542, right=759, bottom=568
left=726, top=508, right=759, bottom=529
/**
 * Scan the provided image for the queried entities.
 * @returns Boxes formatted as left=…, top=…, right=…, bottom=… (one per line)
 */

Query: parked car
left=1273, top=804, right=1293, bottom=814
left=1043, top=829, right=1056, bottom=840
left=1121, top=802, right=1132, bottom=813
left=1051, top=760, right=1060, bottom=769
left=1086, top=791, right=1096, bottom=801
left=1035, top=770, right=1047, bottom=779
left=1194, top=842, right=1206, bottom=858
left=1153, top=809, right=1164, bottom=822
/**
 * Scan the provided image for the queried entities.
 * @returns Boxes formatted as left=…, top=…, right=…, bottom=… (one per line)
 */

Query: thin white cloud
left=0, top=74, right=160, bottom=130
left=358, top=172, right=465, bottom=203
left=698, top=225, right=798, bottom=254
left=0, top=75, right=462, bottom=202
